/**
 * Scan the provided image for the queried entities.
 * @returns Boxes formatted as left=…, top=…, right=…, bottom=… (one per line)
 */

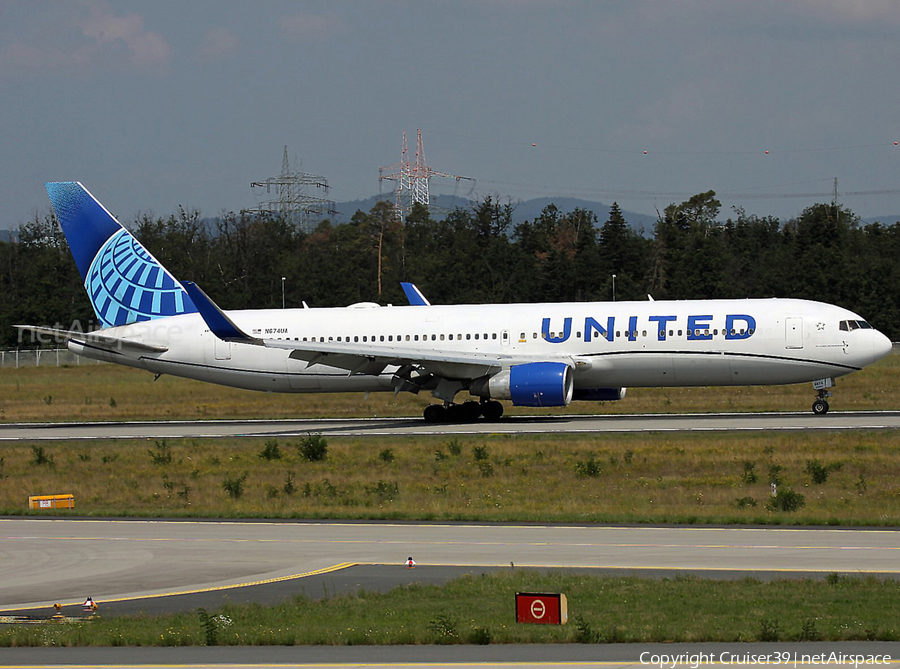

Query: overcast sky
left=3, top=0, right=900, bottom=228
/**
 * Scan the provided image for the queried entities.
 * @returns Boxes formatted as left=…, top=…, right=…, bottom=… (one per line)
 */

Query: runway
left=2, top=519, right=898, bottom=612
left=2, top=410, right=900, bottom=441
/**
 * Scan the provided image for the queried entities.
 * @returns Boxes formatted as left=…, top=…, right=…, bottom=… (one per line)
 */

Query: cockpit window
left=839, top=320, right=873, bottom=331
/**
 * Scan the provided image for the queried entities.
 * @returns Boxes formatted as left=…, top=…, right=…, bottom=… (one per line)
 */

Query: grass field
left=2, top=354, right=898, bottom=645
left=1, top=349, right=897, bottom=422
left=2, top=572, right=897, bottom=646
left=3, top=430, right=899, bottom=524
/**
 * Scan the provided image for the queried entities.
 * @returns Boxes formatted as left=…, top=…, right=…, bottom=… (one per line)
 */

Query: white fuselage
left=67, top=298, right=892, bottom=399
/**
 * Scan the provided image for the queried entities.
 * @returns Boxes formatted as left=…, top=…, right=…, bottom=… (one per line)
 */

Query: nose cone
left=872, top=330, right=893, bottom=365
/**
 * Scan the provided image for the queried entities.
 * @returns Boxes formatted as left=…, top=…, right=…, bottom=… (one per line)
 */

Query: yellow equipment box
left=28, top=494, right=75, bottom=509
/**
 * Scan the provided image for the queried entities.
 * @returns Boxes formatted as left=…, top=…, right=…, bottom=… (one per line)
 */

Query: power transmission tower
left=244, top=146, right=336, bottom=232
left=378, top=129, right=475, bottom=222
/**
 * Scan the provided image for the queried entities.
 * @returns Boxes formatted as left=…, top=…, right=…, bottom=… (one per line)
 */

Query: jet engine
left=471, top=362, right=574, bottom=407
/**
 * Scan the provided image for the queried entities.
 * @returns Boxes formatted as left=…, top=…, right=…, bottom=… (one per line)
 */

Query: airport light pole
left=281, top=277, right=286, bottom=309
left=612, top=274, right=616, bottom=302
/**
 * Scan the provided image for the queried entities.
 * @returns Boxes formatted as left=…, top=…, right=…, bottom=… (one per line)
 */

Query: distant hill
left=863, top=215, right=900, bottom=225
left=334, top=194, right=655, bottom=233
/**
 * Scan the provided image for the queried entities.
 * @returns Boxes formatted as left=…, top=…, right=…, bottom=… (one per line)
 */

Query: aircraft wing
left=270, top=339, right=503, bottom=379
left=182, top=282, right=504, bottom=380
left=13, top=325, right=169, bottom=355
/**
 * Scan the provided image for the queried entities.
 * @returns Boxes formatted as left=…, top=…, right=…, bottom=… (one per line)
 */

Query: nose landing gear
left=812, top=378, right=834, bottom=415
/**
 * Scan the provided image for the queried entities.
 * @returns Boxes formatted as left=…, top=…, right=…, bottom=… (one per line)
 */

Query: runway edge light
left=515, top=592, right=568, bottom=625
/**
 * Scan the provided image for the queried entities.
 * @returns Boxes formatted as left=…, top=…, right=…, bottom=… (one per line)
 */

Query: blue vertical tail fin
left=46, top=182, right=197, bottom=328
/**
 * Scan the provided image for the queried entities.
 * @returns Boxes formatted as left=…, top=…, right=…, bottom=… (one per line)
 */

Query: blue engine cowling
left=472, top=362, right=574, bottom=407
left=510, top=362, right=574, bottom=406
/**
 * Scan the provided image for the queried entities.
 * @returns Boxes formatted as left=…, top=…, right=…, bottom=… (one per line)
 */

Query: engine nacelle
left=471, top=362, right=574, bottom=407
left=572, top=387, right=627, bottom=402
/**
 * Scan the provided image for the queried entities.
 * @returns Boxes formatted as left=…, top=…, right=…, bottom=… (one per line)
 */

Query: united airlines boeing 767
left=18, top=182, right=893, bottom=422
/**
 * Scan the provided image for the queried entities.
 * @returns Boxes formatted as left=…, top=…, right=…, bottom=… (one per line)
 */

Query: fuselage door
left=214, top=337, right=232, bottom=360
left=785, top=317, right=803, bottom=349
left=501, top=329, right=510, bottom=347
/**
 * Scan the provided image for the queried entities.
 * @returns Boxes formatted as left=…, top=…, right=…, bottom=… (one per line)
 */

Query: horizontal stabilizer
left=14, top=325, right=168, bottom=354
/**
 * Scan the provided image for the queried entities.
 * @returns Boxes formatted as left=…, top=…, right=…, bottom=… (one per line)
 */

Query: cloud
left=80, top=3, right=172, bottom=67
left=197, top=27, right=240, bottom=62
left=0, top=2, right=171, bottom=76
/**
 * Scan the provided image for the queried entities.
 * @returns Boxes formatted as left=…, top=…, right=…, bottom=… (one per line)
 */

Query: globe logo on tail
left=86, top=228, right=195, bottom=328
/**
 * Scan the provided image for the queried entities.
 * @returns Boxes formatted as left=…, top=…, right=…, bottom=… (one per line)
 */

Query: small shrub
left=767, top=464, right=783, bottom=486
left=283, top=472, right=296, bottom=496
left=30, top=445, right=53, bottom=467
left=43, top=395, right=52, bottom=405
left=258, top=439, right=282, bottom=461
left=177, top=484, right=190, bottom=503
left=297, top=434, right=328, bottom=462
left=478, top=461, right=494, bottom=477
left=736, top=496, right=758, bottom=509
left=855, top=474, right=867, bottom=495
left=222, top=472, right=248, bottom=499
left=77, top=453, right=91, bottom=462
left=446, top=439, right=462, bottom=456
left=266, top=485, right=279, bottom=498
left=365, top=480, right=399, bottom=500
left=198, top=608, right=218, bottom=646
left=798, top=618, right=821, bottom=641
left=378, top=448, right=395, bottom=464
left=574, top=456, right=602, bottom=478
left=427, top=613, right=458, bottom=642
left=805, top=459, right=842, bottom=484
left=468, top=626, right=492, bottom=644
left=472, top=445, right=489, bottom=461
left=758, top=618, right=779, bottom=642
left=767, top=487, right=805, bottom=512
left=101, top=453, right=118, bottom=464
left=148, top=440, right=172, bottom=466
left=741, top=461, right=758, bottom=484
left=305, top=478, right=338, bottom=498
left=434, top=449, right=447, bottom=462
left=623, top=449, right=634, bottom=465
left=826, top=572, right=842, bottom=586
left=108, top=397, right=117, bottom=408
left=572, top=615, right=600, bottom=643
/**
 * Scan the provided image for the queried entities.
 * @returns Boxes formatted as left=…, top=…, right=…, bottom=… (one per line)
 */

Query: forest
left=1, top=190, right=899, bottom=348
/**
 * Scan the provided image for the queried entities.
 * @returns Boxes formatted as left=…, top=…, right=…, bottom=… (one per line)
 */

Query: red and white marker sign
left=515, top=592, right=568, bottom=625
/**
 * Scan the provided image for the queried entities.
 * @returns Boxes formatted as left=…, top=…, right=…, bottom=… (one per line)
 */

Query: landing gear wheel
left=423, top=404, right=447, bottom=423
left=812, top=399, right=829, bottom=415
left=460, top=401, right=483, bottom=422
left=481, top=400, right=504, bottom=422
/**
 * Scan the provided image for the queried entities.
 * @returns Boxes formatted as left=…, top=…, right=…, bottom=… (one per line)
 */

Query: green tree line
left=2, top=191, right=899, bottom=348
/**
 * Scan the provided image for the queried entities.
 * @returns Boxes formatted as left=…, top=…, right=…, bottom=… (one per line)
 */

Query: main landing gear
left=812, top=378, right=834, bottom=415
left=423, top=400, right=504, bottom=424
